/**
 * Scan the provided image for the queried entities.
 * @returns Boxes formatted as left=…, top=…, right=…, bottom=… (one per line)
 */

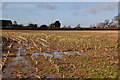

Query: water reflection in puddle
left=11, top=41, right=30, bottom=66
left=53, top=51, right=64, bottom=58
left=32, top=53, right=53, bottom=58
left=5, top=39, right=90, bottom=72
left=32, top=50, right=77, bottom=59
left=32, top=51, right=64, bottom=59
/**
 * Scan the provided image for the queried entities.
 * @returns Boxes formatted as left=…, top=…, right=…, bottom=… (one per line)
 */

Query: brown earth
left=1, top=30, right=119, bottom=78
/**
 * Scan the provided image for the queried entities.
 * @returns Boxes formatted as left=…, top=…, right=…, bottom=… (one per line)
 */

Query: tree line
left=1, top=14, right=120, bottom=30
left=90, top=14, right=120, bottom=29
left=11, top=20, right=61, bottom=30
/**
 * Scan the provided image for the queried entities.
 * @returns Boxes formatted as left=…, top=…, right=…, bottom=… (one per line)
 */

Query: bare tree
left=74, top=24, right=81, bottom=29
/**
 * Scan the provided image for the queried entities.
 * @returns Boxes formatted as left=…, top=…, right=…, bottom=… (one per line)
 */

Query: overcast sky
left=1, top=2, right=118, bottom=27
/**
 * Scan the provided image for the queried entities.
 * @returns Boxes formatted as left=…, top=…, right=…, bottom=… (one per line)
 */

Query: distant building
left=0, top=20, right=12, bottom=29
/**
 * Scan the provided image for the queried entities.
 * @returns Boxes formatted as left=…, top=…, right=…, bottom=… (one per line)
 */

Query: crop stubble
left=1, top=30, right=119, bottom=78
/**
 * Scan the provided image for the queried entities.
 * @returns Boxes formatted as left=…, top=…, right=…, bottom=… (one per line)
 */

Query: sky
left=1, top=2, right=118, bottom=27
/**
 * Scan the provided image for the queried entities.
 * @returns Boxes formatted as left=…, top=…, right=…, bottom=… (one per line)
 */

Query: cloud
left=87, top=3, right=116, bottom=14
left=2, top=3, right=36, bottom=9
left=37, top=3, right=58, bottom=10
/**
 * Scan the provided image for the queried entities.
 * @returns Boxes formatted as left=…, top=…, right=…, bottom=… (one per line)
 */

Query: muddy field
left=1, top=30, right=119, bottom=78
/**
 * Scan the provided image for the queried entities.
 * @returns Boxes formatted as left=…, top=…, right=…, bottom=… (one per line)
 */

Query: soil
left=1, top=30, right=119, bottom=78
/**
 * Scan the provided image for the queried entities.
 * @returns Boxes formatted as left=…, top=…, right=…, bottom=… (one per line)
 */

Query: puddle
left=1, top=49, right=87, bottom=58
left=53, top=51, right=64, bottom=58
left=32, top=50, right=77, bottom=59
left=2, top=38, right=92, bottom=77
left=32, top=52, right=63, bottom=59
left=31, top=53, right=53, bottom=58
left=11, top=41, right=30, bottom=66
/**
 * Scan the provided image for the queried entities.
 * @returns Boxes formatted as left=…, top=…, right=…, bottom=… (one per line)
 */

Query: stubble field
left=1, top=30, right=119, bottom=78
